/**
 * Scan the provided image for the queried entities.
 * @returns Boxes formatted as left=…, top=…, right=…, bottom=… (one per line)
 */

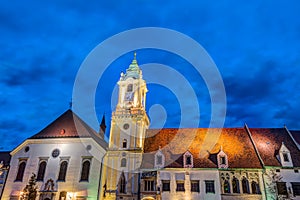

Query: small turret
left=99, top=114, right=106, bottom=139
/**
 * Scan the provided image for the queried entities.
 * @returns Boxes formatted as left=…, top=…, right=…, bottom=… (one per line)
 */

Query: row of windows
left=161, top=180, right=215, bottom=193
left=223, top=178, right=261, bottom=194
left=15, top=159, right=91, bottom=182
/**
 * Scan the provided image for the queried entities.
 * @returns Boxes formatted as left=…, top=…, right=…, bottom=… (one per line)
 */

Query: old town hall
left=0, top=54, right=300, bottom=200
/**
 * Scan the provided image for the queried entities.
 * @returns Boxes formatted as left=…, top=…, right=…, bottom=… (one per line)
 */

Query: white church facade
left=1, top=54, right=300, bottom=200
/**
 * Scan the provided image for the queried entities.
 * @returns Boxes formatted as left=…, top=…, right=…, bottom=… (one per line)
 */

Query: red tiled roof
left=142, top=128, right=262, bottom=169
left=29, top=110, right=108, bottom=148
left=249, top=128, right=300, bottom=167
left=290, top=130, right=300, bottom=146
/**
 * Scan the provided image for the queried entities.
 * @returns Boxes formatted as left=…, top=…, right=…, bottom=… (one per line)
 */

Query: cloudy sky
left=1, top=1, right=300, bottom=150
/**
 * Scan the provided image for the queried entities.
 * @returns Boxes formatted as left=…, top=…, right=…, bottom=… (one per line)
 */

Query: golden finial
left=134, top=52, right=137, bottom=60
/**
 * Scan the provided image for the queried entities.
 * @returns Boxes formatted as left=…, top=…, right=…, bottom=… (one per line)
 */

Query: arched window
left=122, top=139, right=127, bottom=148
left=232, top=177, right=240, bottom=193
left=127, top=84, right=133, bottom=92
left=224, top=180, right=230, bottom=193
left=80, top=160, right=91, bottom=181
left=37, top=161, right=47, bottom=181
left=15, top=161, right=26, bottom=181
left=251, top=181, right=261, bottom=194
left=57, top=161, right=68, bottom=181
left=119, top=173, right=126, bottom=194
left=121, top=158, right=126, bottom=167
left=242, top=178, right=250, bottom=193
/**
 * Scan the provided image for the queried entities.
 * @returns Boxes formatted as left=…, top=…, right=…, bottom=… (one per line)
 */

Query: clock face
left=52, top=149, right=60, bottom=158
left=125, top=92, right=133, bottom=101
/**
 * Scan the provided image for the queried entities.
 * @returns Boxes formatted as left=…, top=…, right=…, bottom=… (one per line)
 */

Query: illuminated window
left=232, top=177, right=240, bottom=193
left=121, top=158, right=126, bottom=167
left=292, top=182, right=300, bottom=196
left=224, top=180, right=230, bottom=193
left=242, top=178, right=250, bottom=194
left=80, top=160, right=91, bottom=181
left=15, top=161, right=26, bottom=181
left=205, top=180, right=215, bottom=193
left=162, top=180, right=170, bottom=192
left=37, top=161, right=47, bottom=181
left=277, top=182, right=287, bottom=195
left=191, top=180, right=200, bottom=192
left=119, top=173, right=126, bottom=194
left=144, top=180, right=155, bottom=191
left=57, top=161, right=68, bottom=181
left=122, top=139, right=127, bottom=148
left=127, top=84, right=133, bottom=92
left=176, top=181, right=185, bottom=192
left=251, top=181, right=261, bottom=194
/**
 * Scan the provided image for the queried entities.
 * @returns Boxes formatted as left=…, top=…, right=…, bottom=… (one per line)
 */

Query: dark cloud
left=1, top=0, right=300, bottom=150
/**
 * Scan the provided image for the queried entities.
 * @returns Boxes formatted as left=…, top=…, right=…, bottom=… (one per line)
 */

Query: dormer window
left=283, top=153, right=289, bottom=162
left=155, top=149, right=165, bottom=168
left=279, top=142, right=293, bottom=167
left=220, top=156, right=226, bottom=165
left=217, top=147, right=228, bottom=169
left=183, top=151, right=193, bottom=168
left=156, top=155, right=162, bottom=165
left=186, top=155, right=192, bottom=165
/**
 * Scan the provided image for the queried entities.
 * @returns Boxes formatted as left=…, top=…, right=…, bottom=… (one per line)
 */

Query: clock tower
left=101, top=53, right=149, bottom=200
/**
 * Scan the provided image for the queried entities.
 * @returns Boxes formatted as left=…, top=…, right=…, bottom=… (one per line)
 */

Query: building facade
left=1, top=54, right=300, bottom=200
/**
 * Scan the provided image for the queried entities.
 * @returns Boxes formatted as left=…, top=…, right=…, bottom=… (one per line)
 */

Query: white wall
left=2, top=138, right=106, bottom=200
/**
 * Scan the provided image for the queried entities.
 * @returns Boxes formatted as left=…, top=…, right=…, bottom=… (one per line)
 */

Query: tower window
left=119, top=173, right=126, bottom=194
left=121, top=158, right=126, bottom=167
left=15, top=161, right=26, bottom=181
left=57, top=161, right=68, bottom=181
left=122, top=139, right=127, bottom=148
left=37, top=161, right=47, bottom=181
left=127, top=84, right=133, bottom=92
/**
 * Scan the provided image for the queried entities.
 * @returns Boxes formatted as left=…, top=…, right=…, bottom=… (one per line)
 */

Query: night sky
left=1, top=1, right=300, bottom=150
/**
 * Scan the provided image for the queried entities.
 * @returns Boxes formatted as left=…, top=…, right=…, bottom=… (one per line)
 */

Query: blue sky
left=1, top=1, right=300, bottom=150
